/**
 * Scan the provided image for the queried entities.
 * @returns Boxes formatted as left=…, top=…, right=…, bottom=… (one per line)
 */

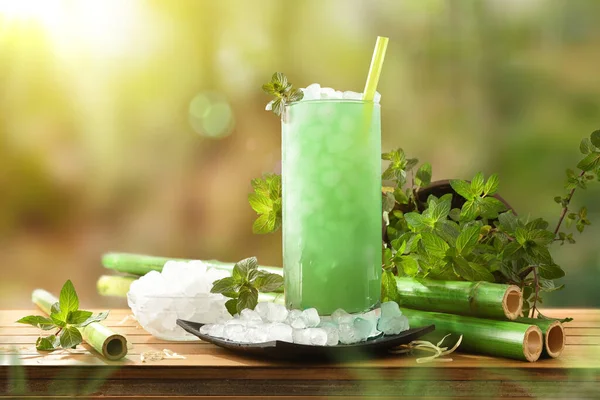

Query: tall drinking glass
left=282, top=100, right=382, bottom=315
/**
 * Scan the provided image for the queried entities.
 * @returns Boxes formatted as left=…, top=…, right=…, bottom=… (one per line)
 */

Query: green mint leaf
left=67, top=310, right=93, bottom=325
left=59, top=326, right=83, bottom=349
left=381, top=270, right=399, bottom=302
left=434, top=219, right=460, bottom=246
left=236, top=286, right=259, bottom=313
left=248, top=193, right=272, bottom=215
left=425, top=195, right=451, bottom=222
left=272, top=98, right=284, bottom=117
left=483, top=174, right=500, bottom=196
left=452, top=257, right=494, bottom=282
left=479, top=197, right=507, bottom=219
left=450, top=179, right=474, bottom=200
left=253, top=213, right=277, bottom=234
left=51, top=314, right=67, bottom=327
left=470, top=172, right=485, bottom=196
left=382, top=192, right=396, bottom=213
left=233, top=257, right=258, bottom=281
left=537, top=264, right=565, bottom=280
left=498, top=211, right=519, bottom=232
left=448, top=208, right=461, bottom=222
left=404, top=212, right=428, bottom=230
left=590, top=130, right=600, bottom=148
left=288, top=88, right=304, bottom=102
left=59, top=280, right=79, bottom=316
left=254, top=273, right=284, bottom=292
left=455, top=225, right=480, bottom=255
left=577, top=152, right=600, bottom=171
left=16, top=316, right=56, bottom=331
left=580, top=137, right=594, bottom=154
left=538, top=278, right=564, bottom=293
left=50, top=302, right=61, bottom=315
left=396, top=255, right=419, bottom=276
left=405, top=158, right=419, bottom=172
left=459, top=200, right=478, bottom=221
left=224, top=299, right=238, bottom=316
left=420, top=232, right=449, bottom=258
left=383, top=247, right=395, bottom=269
left=77, top=311, right=109, bottom=327
left=36, top=335, right=60, bottom=351
left=415, top=163, right=432, bottom=187
left=273, top=72, right=287, bottom=88
left=210, top=277, right=237, bottom=295
left=526, top=218, right=549, bottom=231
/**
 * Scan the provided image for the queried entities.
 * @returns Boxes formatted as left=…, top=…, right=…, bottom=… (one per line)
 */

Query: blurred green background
left=0, top=0, right=598, bottom=309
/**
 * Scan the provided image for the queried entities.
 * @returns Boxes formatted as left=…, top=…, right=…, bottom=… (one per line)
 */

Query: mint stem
left=553, top=170, right=586, bottom=237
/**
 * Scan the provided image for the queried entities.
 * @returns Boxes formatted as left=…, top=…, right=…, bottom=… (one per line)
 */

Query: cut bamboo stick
left=402, top=308, right=543, bottom=362
left=102, top=252, right=283, bottom=278
left=394, top=277, right=523, bottom=320
left=32, top=289, right=128, bottom=361
left=97, top=275, right=137, bottom=297
left=517, top=317, right=565, bottom=358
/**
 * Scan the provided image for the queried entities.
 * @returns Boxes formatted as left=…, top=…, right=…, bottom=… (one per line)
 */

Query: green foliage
left=211, top=256, right=283, bottom=315
left=262, top=72, right=304, bottom=117
left=248, top=174, right=282, bottom=234
left=17, top=280, right=109, bottom=351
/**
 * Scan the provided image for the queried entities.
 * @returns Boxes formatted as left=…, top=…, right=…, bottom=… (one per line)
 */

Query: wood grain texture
left=1, top=308, right=599, bottom=398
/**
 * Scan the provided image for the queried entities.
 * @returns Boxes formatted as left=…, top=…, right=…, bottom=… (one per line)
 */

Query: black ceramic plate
left=176, top=319, right=435, bottom=360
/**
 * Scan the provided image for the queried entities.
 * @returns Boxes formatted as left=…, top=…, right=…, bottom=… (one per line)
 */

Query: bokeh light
left=189, top=92, right=235, bottom=138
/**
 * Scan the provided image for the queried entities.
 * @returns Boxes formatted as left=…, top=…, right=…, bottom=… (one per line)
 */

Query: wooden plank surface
left=1, top=308, right=599, bottom=398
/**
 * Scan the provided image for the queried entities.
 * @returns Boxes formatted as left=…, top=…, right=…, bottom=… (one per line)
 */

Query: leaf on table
left=59, top=326, right=83, bottom=349
left=16, top=315, right=56, bottom=330
left=36, top=335, right=60, bottom=351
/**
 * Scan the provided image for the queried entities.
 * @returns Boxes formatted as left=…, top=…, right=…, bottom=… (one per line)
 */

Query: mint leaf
left=51, top=302, right=61, bottom=315
left=396, top=255, right=419, bottom=276
left=381, top=270, right=399, bottom=302
left=450, top=179, right=473, bottom=200
left=253, top=214, right=277, bottom=234
left=224, top=299, right=238, bottom=316
left=404, top=212, right=428, bottom=230
left=455, top=225, right=480, bottom=255
left=59, top=280, right=79, bottom=317
left=580, top=137, right=594, bottom=154
left=420, top=232, right=449, bottom=258
left=591, top=130, right=600, bottom=148
left=483, top=174, right=500, bottom=196
left=249, top=174, right=282, bottom=234
left=425, top=195, right=451, bottom=222
left=36, top=335, right=60, bottom=351
left=254, top=273, right=283, bottom=292
left=470, top=172, right=485, bottom=196
left=262, top=72, right=303, bottom=117
left=51, top=314, right=67, bottom=327
left=415, top=163, right=432, bottom=187
left=17, top=316, right=56, bottom=331
left=77, top=311, right=109, bottom=327
left=452, top=257, right=494, bottom=282
left=460, top=200, right=478, bottom=221
left=479, top=197, right=507, bottom=219
left=537, top=264, right=565, bottom=280
left=210, top=277, right=237, bottom=295
left=233, top=257, right=258, bottom=281
left=577, top=152, right=600, bottom=171
left=248, top=193, right=272, bottom=214
left=59, top=326, right=82, bottom=349
left=498, top=211, right=519, bottom=232
left=67, top=310, right=93, bottom=325
left=382, top=191, right=396, bottom=213
left=236, top=286, right=259, bottom=313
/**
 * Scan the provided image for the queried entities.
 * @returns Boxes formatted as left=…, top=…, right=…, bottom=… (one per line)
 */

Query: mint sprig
left=262, top=72, right=303, bottom=117
left=248, top=174, right=282, bottom=234
left=17, top=280, right=109, bottom=351
left=211, top=257, right=283, bottom=315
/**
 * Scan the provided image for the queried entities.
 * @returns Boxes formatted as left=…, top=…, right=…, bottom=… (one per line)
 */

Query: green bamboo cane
left=102, top=252, right=283, bottom=279
left=394, top=277, right=523, bottom=320
left=517, top=317, right=565, bottom=358
left=32, top=289, right=128, bottom=361
left=97, top=275, right=137, bottom=297
left=402, top=308, right=543, bottom=362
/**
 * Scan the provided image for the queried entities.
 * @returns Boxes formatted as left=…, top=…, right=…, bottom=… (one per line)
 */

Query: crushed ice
left=200, top=301, right=409, bottom=346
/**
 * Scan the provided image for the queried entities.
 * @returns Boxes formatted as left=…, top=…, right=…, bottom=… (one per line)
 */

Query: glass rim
left=285, top=99, right=381, bottom=107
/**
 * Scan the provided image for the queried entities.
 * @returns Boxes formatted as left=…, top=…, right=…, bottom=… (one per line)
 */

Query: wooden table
left=1, top=308, right=599, bottom=399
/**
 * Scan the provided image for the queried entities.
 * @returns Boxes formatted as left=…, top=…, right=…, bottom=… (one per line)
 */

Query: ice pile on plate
left=200, top=301, right=409, bottom=346
left=127, top=260, right=232, bottom=341
left=265, top=83, right=381, bottom=111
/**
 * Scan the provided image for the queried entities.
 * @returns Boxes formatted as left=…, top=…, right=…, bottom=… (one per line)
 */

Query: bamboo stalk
left=517, top=317, right=565, bottom=358
left=32, top=289, right=128, bottom=361
left=394, top=277, right=523, bottom=320
left=402, top=308, right=543, bottom=362
left=102, top=252, right=283, bottom=278
left=97, top=275, right=137, bottom=298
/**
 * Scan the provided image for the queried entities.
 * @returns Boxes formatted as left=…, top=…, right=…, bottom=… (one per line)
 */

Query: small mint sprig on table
left=17, top=280, right=109, bottom=351
left=210, top=256, right=283, bottom=315
left=262, top=72, right=303, bottom=117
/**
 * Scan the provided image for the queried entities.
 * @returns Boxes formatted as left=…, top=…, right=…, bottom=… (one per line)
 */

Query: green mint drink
left=282, top=100, right=382, bottom=314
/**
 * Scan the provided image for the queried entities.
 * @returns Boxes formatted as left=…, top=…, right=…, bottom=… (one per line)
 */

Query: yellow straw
left=363, top=36, right=389, bottom=101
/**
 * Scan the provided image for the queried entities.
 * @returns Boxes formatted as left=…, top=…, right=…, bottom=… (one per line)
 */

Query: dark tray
left=176, top=319, right=435, bottom=361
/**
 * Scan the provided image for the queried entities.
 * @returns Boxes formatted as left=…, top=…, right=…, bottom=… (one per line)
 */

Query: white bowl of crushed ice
left=127, top=260, right=233, bottom=341
left=128, top=259, right=410, bottom=344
